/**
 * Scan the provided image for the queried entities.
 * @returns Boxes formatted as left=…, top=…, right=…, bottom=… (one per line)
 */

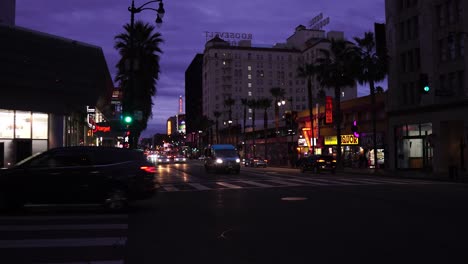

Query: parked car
left=0, top=146, right=157, bottom=212
left=174, top=155, right=187, bottom=163
left=297, top=155, right=336, bottom=173
left=246, top=157, right=268, bottom=168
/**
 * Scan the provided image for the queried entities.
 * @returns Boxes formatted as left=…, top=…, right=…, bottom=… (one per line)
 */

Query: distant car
left=0, top=146, right=157, bottom=212
left=204, top=144, right=241, bottom=174
left=247, top=157, right=268, bottom=168
left=174, top=155, right=187, bottom=163
left=157, top=155, right=172, bottom=164
left=198, top=155, right=206, bottom=160
left=297, top=155, right=336, bottom=173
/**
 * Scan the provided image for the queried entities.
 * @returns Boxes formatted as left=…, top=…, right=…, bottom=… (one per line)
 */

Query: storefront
left=394, top=123, right=433, bottom=170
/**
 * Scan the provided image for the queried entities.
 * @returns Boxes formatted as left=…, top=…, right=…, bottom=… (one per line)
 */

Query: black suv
left=297, top=155, right=336, bottom=174
left=0, top=146, right=157, bottom=211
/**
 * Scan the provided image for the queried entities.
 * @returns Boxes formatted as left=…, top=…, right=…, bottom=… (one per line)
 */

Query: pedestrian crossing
left=0, top=213, right=127, bottom=263
left=158, top=175, right=440, bottom=193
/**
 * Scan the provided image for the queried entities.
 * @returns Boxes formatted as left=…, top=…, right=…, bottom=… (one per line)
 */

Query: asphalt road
left=2, top=160, right=468, bottom=264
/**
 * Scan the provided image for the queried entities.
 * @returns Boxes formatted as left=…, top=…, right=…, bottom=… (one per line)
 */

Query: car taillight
left=140, top=166, right=156, bottom=173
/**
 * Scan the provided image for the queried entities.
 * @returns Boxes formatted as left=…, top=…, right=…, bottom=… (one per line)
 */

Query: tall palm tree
left=247, top=99, right=260, bottom=157
left=224, top=97, right=236, bottom=144
left=258, top=98, right=272, bottom=159
left=297, top=63, right=317, bottom=154
left=213, top=111, right=221, bottom=144
left=114, top=21, right=163, bottom=148
left=315, top=38, right=359, bottom=170
left=241, top=98, right=249, bottom=157
left=269, top=87, right=286, bottom=136
left=354, top=32, right=388, bottom=169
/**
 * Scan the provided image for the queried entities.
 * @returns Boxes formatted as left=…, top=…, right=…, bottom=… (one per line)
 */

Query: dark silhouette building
left=185, top=53, right=203, bottom=134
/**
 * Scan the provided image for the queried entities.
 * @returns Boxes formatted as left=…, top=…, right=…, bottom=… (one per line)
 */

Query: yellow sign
left=324, top=134, right=359, bottom=145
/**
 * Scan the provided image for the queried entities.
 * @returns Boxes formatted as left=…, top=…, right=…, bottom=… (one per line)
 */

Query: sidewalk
left=337, top=167, right=468, bottom=183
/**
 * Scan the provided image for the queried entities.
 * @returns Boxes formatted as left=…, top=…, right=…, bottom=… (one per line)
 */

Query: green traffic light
left=124, top=116, right=133, bottom=124
left=424, top=86, right=430, bottom=92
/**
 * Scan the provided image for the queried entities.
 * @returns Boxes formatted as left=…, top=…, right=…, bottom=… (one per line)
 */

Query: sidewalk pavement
left=336, top=167, right=468, bottom=183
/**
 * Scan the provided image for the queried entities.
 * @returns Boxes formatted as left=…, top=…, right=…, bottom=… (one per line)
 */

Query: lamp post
left=126, top=0, right=165, bottom=148
left=228, top=119, right=233, bottom=144
left=275, top=98, right=286, bottom=136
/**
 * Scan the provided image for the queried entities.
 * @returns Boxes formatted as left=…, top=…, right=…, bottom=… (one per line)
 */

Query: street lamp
left=125, top=0, right=165, bottom=148
left=275, top=98, right=286, bottom=135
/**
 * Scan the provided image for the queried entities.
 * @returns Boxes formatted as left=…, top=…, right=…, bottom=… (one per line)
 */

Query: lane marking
left=216, top=182, right=243, bottom=189
left=37, top=261, right=124, bottom=264
left=304, top=178, right=356, bottom=185
left=267, top=180, right=301, bottom=186
left=280, top=178, right=331, bottom=185
left=162, top=185, right=179, bottom=192
left=239, top=181, right=274, bottom=188
left=187, top=183, right=212, bottom=191
left=0, top=224, right=128, bottom=231
left=0, top=237, right=127, bottom=248
left=0, top=215, right=127, bottom=221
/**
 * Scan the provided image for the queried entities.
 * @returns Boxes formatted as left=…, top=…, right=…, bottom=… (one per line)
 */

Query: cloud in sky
left=15, top=0, right=385, bottom=138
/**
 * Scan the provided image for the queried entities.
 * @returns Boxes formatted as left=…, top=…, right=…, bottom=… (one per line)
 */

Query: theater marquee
left=324, top=134, right=359, bottom=145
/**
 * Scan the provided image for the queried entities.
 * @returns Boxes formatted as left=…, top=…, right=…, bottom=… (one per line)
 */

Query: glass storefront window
left=0, top=109, right=14, bottom=138
left=15, top=111, right=32, bottom=139
left=407, top=124, right=420, bottom=136
left=420, top=123, right=432, bottom=136
left=32, top=113, right=48, bottom=139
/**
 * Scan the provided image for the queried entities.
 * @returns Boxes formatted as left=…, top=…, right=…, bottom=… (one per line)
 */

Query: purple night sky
left=15, top=0, right=385, bottom=138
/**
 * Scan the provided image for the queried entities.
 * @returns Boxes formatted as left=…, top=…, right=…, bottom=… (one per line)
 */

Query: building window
left=247, top=66, right=252, bottom=71
left=448, top=72, right=456, bottom=91
left=0, top=109, right=14, bottom=138
left=32, top=113, right=48, bottom=139
left=248, top=91, right=252, bottom=96
left=248, top=82, right=252, bottom=88
left=437, top=4, right=446, bottom=27
left=458, top=70, right=465, bottom=95
left=415, top=48, right=421, bottom=69
left=248, top=74, right=252, bottom=79
left=449, top=37, right=456, bottom=59
left=448, top=0, right=456, bottom=24
left=440, top=74, right=446, bottom=90
left=15, top=111, right=31, bottom=139
left=439, top=39, right=447, bottom=62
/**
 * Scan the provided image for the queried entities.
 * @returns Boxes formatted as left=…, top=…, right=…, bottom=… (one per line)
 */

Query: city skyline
left=15, top=0, right=385, bottom=137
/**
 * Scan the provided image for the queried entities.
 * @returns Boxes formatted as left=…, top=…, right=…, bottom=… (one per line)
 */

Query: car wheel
left=105, top=188, right=128, bottom=212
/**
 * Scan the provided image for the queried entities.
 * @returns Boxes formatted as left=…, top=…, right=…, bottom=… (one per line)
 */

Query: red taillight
left=140, top=166, right=156, bottom=173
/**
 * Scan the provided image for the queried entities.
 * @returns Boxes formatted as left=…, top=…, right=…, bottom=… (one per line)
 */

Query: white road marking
left=267, top=180, right=301, bottom=186
left=0, top=215, right=127, bottom=221
left=0, top=224, right=128, bottom=231
left=36, top=260, right=123, bottom=264
left=280, top=178, right=331, bottom=185
left=0, top=237, right=127, bottom=248
left=187, top=183, right=212, bottom=191
left=216, top=182, right=243, bottom=189
left=305, top=178, right=356, bottom=185
left=239, top=181, right=274, bottom=188
left=162, top=185, right=179, bottom=192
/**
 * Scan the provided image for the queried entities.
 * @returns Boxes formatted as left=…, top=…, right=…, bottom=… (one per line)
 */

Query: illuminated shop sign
left=325, top=96, right=333, bottom=124
left=93, top=125, right=110, bottom=133
left=324, top=134, right=359, bottom=145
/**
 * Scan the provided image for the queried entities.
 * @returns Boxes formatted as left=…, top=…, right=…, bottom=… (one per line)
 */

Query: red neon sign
left=93, top=125, right=111, bottom=133
left=325, top=96, right=333, bottom=124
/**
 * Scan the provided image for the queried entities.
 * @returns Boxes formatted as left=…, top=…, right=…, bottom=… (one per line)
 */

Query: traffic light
left=351, top=120, right=359, bottom=138
left=419, top=73, right=430, bottom=94
left=122, top=114, right=133, bottom=125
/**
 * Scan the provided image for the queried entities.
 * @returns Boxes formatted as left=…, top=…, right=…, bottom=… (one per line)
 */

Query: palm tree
left=269, top=87, right=286, bottom=136
left=315, top=38, right=359, bottom=170
left=114, top=21, right=163, bottom=148
left=354, top=32, right=388, bottom=169
left=213, top=111, right=221, bottom=144
left=297, top=63, right=317, bottom=154
left=224, top=97, right=236, bottom=144
left=258, top=98, right=272, bottom=159
left=247, top=99, right=261, bottom=157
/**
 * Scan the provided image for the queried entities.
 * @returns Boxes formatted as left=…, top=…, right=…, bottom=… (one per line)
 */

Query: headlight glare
left=216, top=158, right=223, bottom=164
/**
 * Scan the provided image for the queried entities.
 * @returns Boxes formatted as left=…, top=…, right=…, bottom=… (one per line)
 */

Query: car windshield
left=215, top=149, right=238, bottom=157
left=14, top=152, right=43, bottom=167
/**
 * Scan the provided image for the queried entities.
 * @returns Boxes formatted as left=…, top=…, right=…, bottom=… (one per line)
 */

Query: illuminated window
left=248, top=91, right=252, bottom=96
left=248, top=74, right=252, bottom=79
left=32, top=113, right=48, bottom=139
left=223, top=61, right=226, bottom=65
left=248, top=66, right=252, bottom=71
left=0, top=109, right=14, bottom=138
left=15, top=111, right=31, bottom=139
left=248, top=83, right=252, bottom=88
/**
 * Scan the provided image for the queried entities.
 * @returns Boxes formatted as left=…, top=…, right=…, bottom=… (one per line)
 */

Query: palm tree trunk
left=216, top=121, right=219, bottom=144
left=264, top=109, right=268, bottom=159
left=307, top=78, right=315, bottom=154
left=252, top=110, right=256, bottom=157
left=243, top=107, right=247, bottom=158
left=334, top=86, right=343, bottom=171
left=370, top=80, right=378, bottom=170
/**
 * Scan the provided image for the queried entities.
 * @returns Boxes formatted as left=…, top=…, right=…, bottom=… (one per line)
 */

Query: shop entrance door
left=15, top=139, right=32, bottom=163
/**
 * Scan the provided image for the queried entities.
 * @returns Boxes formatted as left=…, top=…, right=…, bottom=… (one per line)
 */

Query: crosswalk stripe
left=162, top=185, right=179, bottom=192
left=305, top=178, right=356, bottom=185
left=239, top=180, right=274, bottom=187
left=336, top=178, right=381, bottom=185
left=267, top=180, right=301, bottom=186
left=0, top=237, right=127, bottom=248
left=216, top=182, right=243, bottom=189
left=187, top=183, right=212, bottom=191
left=0, top=215, right=127, bottom=221
left=0, top=224, right=128, bottom=231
